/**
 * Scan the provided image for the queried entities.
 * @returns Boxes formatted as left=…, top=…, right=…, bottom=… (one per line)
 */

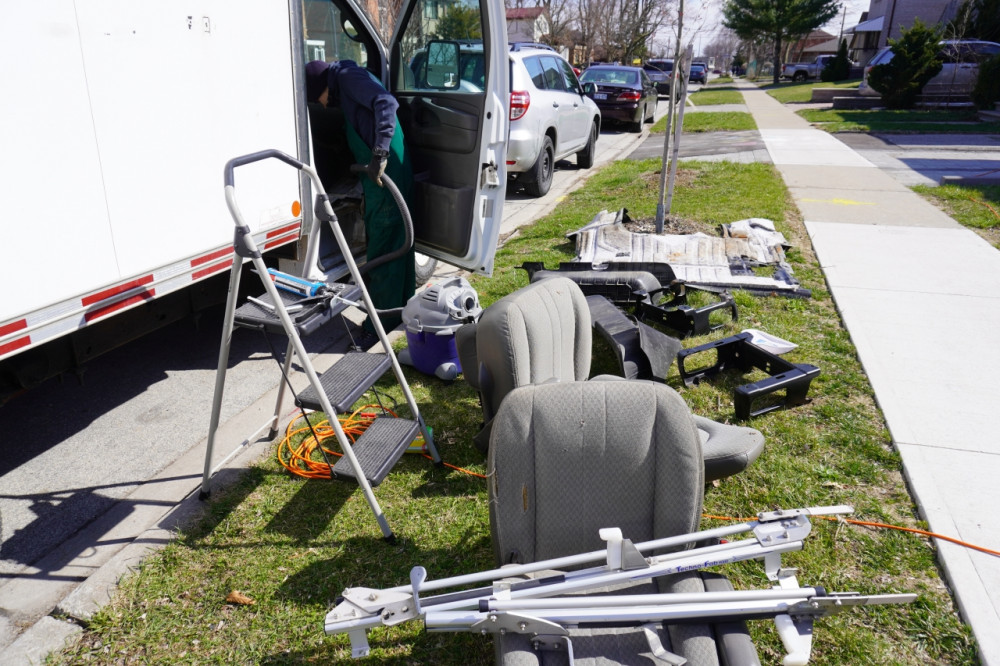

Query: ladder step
left=333, top=418, right=418, bottom=486
left=296, top=352, right=392, bottom=413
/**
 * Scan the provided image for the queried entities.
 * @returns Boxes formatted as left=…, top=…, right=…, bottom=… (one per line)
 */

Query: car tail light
left=617, top=90, right=641, bottom=101
left=510, top=90, right=530, bottom=120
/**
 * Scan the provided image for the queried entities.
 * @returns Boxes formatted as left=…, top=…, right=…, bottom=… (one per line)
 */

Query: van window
left=303, top=0, right=369, bottom=66
left=398, top=0, right=484, bottom=92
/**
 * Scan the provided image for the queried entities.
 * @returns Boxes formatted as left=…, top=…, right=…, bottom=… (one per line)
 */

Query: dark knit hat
left=305, top=60, right=330, bottom=103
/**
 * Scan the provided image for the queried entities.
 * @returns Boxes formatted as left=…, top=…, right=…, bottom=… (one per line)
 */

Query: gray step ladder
left=200, top=150, right=440, bottom=540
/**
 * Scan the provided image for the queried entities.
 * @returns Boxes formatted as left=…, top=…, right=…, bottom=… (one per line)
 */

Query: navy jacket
left=327, top=60, right=398, bottom=155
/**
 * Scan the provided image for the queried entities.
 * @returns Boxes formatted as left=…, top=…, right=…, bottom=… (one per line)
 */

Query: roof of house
left=506, top=7, right=546, bottom=20
left=850, top=15, right=884, bottom=33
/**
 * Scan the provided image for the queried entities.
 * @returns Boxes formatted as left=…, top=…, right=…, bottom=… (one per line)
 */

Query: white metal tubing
left=302, top=164, right=441, bottom=464
left=383, top=520, right=758, bottom=597
left=207, top=417, right=276, bottom=479
left=466, top=541, right=804, bottom=608
left=424, top=597, right=809, bottom=630
left=325, top=538, right=804, bottom=636
left=485, top=587, right=818, bottom=611
left=201, top=232, right=246, bottom=496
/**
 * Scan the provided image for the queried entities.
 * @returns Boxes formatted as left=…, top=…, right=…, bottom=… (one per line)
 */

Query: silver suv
left=507, top=44, right=601, bottom=197
left=859, top=39, right=1000, bottom=98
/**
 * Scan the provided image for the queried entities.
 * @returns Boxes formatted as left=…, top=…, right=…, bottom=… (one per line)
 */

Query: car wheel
left=629, top=106, right=644, bottom=133
left=525, top=135, right=554, bottom=197
left=576, top=123, right=597, bottom=169
left=414, top=252, right=437, bottom=286
left=793, top=71, right=806, bottom=82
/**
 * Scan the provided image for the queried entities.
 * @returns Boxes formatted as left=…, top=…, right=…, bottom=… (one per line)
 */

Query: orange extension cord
left=277, top=409, right=487, bottom=480
left=278, top=415, right=995, bottom=556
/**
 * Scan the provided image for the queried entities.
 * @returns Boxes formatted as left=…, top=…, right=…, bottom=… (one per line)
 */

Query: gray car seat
left=456, top=277, right=764, bottom=482
left=488, top=380, right=761, bottom=666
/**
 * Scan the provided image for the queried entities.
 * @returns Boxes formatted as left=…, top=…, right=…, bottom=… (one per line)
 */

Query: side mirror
left=582, top=81, right=597, bottom=96
left=425, top=40, right=461, bottom=89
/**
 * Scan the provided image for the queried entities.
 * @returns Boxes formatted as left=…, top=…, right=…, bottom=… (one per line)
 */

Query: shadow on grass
left=264, top=475, right=353, bottom=542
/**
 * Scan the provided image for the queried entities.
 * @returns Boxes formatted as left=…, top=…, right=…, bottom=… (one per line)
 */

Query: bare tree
left=704, top=28, right=742, bottom=70
left=592, top=0, right=675, bottom=63
left=576, top=0, right=605, bottom=62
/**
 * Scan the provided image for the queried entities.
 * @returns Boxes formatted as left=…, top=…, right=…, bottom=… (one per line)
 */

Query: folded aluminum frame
left=322, top=506, right=915, bottom=664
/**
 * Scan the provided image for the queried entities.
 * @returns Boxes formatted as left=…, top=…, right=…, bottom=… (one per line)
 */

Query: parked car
left=507, top=45, right=602, bottom=196
left=780, top=55, right=838, bottom=81
left=580, top=64, right=658, bottom=132
left=689, top=62, right=707, bottom=83
left=859, top=39, right=1000, bottom=97
left=643, top=59, right=674, bottom=95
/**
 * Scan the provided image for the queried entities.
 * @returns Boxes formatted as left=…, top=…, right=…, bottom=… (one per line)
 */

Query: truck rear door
left=305, top=0, right=508, bottom=276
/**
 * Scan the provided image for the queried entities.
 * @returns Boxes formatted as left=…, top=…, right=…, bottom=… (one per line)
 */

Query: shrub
left=867, top=19, right=943, bottom=109
left=972, top=52, right=1000, bottom=109
left=821, top=38, right=852, bottom=81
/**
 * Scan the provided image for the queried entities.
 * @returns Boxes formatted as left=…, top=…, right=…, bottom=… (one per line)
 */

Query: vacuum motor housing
left=401, top=276, right=481, bottom=380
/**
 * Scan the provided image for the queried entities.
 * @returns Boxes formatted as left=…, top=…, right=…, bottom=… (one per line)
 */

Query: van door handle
left=552, top=102, right=559, bottom=107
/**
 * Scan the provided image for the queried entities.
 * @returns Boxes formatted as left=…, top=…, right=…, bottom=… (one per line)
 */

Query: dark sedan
left=689, top=62, right=707, bottom=83
left=643, top=59, right=673, bottom=95
left=580, top=65, right=658, bottom=133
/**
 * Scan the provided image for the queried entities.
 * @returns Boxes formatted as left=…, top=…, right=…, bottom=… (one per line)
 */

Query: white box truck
left=0, top=0, right=509, bottom=401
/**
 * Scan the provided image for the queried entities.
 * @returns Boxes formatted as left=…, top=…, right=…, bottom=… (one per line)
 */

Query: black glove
left=366, top=148, right=388, bottom=187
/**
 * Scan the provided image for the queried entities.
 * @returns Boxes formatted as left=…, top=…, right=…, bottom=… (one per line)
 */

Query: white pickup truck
left=780, top=55, right=836, bottom=81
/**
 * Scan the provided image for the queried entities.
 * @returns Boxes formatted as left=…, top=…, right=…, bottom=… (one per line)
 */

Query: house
left=506, top=6, right=550, bottom=44
left=850, top=0, right=961, bottom=64
left=785, top=29, right=836, bottom=62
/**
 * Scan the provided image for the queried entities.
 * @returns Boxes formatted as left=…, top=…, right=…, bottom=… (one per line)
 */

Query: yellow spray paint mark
left=801, top=197, right=876, bottom=206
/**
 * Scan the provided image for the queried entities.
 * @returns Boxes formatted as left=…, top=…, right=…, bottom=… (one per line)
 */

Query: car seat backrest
left=488, top=380, right=704, bottom=565
left=475, top=277, right=592, bottom=423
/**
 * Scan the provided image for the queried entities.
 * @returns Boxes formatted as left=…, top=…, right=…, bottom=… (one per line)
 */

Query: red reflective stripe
left=191, top=247, right=233, bottom=267
left=0, top=336, right=30, bottom=356
left=0, top=319, right=27, bottom=337
left=192, top=258, right=234, bottom=280
left=264, top=230, right=299, bottom=250
left=84, top=290, right=156, bottom=323
left=266, top=222, right=300, bottom=239
left=81, top=275, right=154, bottom=307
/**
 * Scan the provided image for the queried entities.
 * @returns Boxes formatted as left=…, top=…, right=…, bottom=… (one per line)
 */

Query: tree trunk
left=772, top=35, right=782, bottom=85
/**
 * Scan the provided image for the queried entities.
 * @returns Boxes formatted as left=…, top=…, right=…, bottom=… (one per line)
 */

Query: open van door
left=302, top=0, right=508, bottom=276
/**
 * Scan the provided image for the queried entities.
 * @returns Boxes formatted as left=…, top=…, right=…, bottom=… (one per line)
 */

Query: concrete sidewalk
left=735, top=81, right=1000, bottom=663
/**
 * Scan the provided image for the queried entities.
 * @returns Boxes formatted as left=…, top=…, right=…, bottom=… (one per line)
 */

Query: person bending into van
left=305, top=59, right=415, bottom=339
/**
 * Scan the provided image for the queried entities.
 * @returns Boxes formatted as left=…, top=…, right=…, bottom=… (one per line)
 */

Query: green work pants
left=345, top=122, right=415, bottom=332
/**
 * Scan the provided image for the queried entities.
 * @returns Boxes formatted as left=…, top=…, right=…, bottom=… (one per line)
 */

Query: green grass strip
left=689, top=88, right=744, bottom=106
left=798, top=108, right=1000, bottom=133
left=651, top=111, right=757, bottom=134
left=761, top=79, right=861, bottom=103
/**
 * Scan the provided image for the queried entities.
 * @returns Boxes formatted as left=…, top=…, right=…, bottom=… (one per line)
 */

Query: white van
left=859, top=39, right=1000, bottom=97
left=0, top=0, right=508, bottom=400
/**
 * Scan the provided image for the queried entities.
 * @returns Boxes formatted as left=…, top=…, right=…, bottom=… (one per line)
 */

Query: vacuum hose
left=349, top=164, right=414, bottom=278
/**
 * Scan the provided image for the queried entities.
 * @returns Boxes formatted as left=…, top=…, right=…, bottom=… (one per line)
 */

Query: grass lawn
left=913, top=182, right=1000, bottom=247
left=761, top=79, right=860, bottom=104
left=799, top=108, right=1000, bottom=133
left=689, top=87, right=744, bottom=106
left=651, top=111, right=757, bottom=133
left=711, top=75, right=734, bottom=84
left=50, top=160, right=977, bottom=665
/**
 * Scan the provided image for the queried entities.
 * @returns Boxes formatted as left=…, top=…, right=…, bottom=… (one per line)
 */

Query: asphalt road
left=0, top=116, right=652, bottom=657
